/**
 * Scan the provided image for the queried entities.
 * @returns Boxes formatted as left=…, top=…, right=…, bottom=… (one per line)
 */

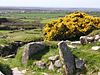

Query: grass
left=0, top=41, right=62, bottom=75
left=88, top=29, right=100, bottom=36
left=0, top=11, right=100, bottom=75
left=0, top=29, right=43, bottom=45
left=73, top=42, right=100, bottom=75
left=26, top=41, right=61, bottom=75
left=0, top=40, right=100, bottom=75
left=41, top=18, right=57, bottom=23
left=8, top=12, right=66, bottom=19
left=0, top=29, right=99, bottom=75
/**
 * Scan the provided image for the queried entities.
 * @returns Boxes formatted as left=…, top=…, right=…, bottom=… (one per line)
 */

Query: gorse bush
left=43, top=12, right=100, bottom=41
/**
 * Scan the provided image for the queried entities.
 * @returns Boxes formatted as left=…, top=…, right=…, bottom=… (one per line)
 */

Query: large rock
left=22, top=42, right=45, bottom=64
left=80, top=36, right=88, bottom=45
left=58, top=41, right=76, bottom=75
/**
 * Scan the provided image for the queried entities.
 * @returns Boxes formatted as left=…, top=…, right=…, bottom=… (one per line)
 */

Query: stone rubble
left=35, top=61, right=46, bottom=69
left=54, top=60, right=62, bottom=68
left=80, top=34, right=100, bottom=45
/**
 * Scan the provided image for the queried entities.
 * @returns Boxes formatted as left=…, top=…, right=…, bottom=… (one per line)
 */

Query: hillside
left=0, top=11, right=100, bottom=75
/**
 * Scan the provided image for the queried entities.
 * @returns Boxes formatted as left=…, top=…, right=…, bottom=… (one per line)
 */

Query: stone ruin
left=80, top=34, right=100, bottom=45
left=58, top=41, right=86, bottom=75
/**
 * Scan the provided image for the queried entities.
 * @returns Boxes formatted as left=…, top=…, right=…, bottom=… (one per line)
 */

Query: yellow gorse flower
left=43, top=12, right=100, bottom=41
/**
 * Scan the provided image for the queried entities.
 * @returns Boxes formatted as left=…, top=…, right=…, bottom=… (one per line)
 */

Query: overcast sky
left=0, top=0, right=100, bottom=8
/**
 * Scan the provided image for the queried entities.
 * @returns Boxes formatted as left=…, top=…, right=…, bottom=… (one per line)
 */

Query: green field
left=0, top=11, right=100, bottom=75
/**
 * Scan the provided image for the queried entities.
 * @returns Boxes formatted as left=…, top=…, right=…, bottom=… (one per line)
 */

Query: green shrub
left=43, top=12, right=100, bottom=41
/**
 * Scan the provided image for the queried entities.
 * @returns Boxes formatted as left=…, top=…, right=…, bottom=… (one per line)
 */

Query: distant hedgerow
left=43, top=12, right=100, bottom=41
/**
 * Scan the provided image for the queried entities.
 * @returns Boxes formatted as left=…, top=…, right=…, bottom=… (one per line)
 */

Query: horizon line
left=0, top=6, right=100, bottom=9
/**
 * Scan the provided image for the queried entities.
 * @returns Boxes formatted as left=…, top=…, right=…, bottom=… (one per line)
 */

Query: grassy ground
left=0, top=11, right=100, bottom=75
left=88, top=29, right=100, bottom=36
left=0, top=29, right=43, bottom=45
left=0, top=12, right=67, bottom=25
left=0, top=40, right=100, bottom=75
left=0, top=41, right=62, bottom=75
left=73, top=42, right=100, bottom=75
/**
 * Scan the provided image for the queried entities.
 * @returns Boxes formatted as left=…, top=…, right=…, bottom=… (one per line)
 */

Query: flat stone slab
left=58, top=41, right=76, bottom=75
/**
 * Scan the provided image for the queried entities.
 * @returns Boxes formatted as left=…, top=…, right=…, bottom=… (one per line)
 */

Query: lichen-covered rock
left=58, top=41, right=76, bottom=75
left=22, top=42, right=45, bottom=64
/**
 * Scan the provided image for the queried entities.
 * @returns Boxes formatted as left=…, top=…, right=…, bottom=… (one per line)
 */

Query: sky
left=0, top=0, right=100, bottom=8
